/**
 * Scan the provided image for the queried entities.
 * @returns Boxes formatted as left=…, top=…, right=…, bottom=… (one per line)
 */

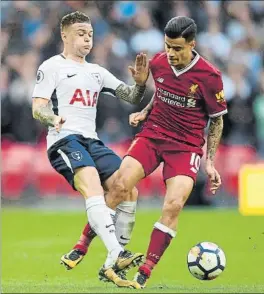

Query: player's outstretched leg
left=61, top=171, right=138, bottom=279
left=134, top=175, right=194, bottom=288
left=98, top=156, right=146, bottom=284
left=99, top=178, right=141, bottom=282
left=61, top=186, right=139, bottom=271
left=72, top=166, right=141, bottom=288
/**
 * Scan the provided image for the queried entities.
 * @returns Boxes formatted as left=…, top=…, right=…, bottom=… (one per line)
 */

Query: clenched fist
left=129, top=111, right=148, bottom=127
left=53, top=115, right=66, bottom=133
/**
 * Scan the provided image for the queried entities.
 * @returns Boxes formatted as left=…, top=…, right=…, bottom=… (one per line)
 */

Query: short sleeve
left=32, top=62, right=56, bottom=99
left=100, top=67, right=123, bottom=96
left=204, top=73, right=228, bottom=118
left=149, top=52, right=163, bottom=79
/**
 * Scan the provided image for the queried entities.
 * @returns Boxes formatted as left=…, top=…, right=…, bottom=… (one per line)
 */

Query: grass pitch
left=2, top=208, right=264, bottom=293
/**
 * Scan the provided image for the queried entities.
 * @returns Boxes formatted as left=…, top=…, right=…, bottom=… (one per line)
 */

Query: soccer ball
left=187, top=241, right=226, bottom=280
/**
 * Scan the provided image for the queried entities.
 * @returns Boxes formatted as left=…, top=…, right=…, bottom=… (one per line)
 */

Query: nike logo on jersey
left=157, top=77, right=164, bottom=83
left=120, top=235, right=130, bottom=241
left=105, top=224, right=114, bottom=229
left=67, top=74, right=77, bottom=78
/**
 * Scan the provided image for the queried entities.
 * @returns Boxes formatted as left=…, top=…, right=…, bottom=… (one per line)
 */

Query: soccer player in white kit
left=32, top=11, right=149, bottom=289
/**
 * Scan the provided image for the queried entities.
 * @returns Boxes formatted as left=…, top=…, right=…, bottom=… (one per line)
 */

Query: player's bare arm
left=116, top=53, right=149, bottom=105
left=32, top=98, right=55, bottom=126
left=32, top=98, right=65, bottom=132
left=206, top=115, right=223, bottom=162
left=142, top=94, right=155, bottom=114
left=206, top=115, right=224, bottom=194
left=129, top=95, right=154, bottom=127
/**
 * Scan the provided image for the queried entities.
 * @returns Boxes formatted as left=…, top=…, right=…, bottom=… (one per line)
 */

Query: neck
left=175, top=51, right=195, bottom=70
left=62, top=49, right=86, bottom=63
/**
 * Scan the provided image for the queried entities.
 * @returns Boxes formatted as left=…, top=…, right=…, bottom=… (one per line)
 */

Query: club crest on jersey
left=91, top=73, right=101, bottom=85
left=185, top=84, right=198, bottom=108
left=36, top=70, right=44, bottom=84
left=187, top=84, right=199, bottom=98
left=71, top=151, right=83, bottom=161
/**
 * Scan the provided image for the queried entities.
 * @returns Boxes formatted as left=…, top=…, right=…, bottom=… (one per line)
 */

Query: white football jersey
left=32, top=54, right=123, bottom=149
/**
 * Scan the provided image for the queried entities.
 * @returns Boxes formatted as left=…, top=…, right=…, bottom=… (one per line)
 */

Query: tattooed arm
left=206, top=116, right=224, bottom=163
left=32, top=98, right=55, bottom=127
left=205, top=115, right=224, bottom=195
left=32, top=98, right=65, bottom=132
left=115, top=83, right=146, bottom=105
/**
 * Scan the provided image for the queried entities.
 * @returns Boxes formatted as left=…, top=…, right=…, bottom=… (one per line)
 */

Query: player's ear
left=190, top=40, right=196, bottom=49
left=61, top=25, right=70, bottom=42
left=61, top=30, right=67, bottom=43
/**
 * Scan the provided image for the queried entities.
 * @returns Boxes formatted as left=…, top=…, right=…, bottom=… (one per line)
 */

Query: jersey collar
left=170, top=50, right=200, bottom=77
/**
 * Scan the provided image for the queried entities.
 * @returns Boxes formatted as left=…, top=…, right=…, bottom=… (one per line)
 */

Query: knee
left=107, top=179, right=138, bottom=208
left=162, top=198, right=184, bottom=219
left=112, top=176, right=130, bottom=198
left=75, top=180, right=90, bottom=197
left=74, top=167, right=103, bottom=197
left=122, top=186, right=138, bottom=201
left=107, top=178, right=129, bottom=207
left=128, top=187, right=138, bottom=201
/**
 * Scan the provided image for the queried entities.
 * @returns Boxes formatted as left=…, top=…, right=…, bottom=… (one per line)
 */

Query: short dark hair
left=60, top=11, right=91, bottom=31
left=164, top=16, right=197, bottom=42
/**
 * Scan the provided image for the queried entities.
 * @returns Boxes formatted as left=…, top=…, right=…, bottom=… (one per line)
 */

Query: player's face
left=62, top=23, right=93, bottom=57
left=165, top=35, right=195, bottom=69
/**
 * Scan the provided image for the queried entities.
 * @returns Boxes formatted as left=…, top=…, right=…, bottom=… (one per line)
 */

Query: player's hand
left=53, top=115, right=66, bottom=133
left=205, top=163, right=222, bottom=195
left=129, top=111, right=148, bottom=127
left=128, top=53, right=149, bottom=86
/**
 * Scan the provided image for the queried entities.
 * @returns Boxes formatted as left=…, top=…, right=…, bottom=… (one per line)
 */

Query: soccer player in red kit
left=113, top=16, right=227, bottom=287
left=63, top=16, right=227, bottom=287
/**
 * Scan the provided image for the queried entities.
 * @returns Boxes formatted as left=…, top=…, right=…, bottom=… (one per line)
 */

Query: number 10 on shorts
left=190, top=153, right=201, bottom=174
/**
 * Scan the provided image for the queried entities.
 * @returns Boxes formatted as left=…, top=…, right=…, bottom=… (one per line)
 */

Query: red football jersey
left=138, top=51, right=228, bottom=154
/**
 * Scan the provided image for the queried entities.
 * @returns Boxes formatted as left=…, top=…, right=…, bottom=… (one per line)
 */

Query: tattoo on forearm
left=115, top=84, right=146, bottom=104
left=33, top=104, right=55, bottom=127
left=206, top=116, right=223, bottom=162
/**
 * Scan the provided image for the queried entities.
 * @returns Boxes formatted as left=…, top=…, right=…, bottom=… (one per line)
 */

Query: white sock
left=154, top=222, right=177, bottom=238
left=86, top=196, right=123, bottom=268
left=114, top=201, right=137, bottom=246
left=108, top=207, right=116, bottom=223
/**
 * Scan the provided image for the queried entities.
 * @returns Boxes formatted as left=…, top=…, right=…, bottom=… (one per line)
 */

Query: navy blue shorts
left=47, top=134, right=121, bottom=190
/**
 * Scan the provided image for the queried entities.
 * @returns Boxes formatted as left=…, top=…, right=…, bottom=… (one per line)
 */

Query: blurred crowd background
left=1, top=1, right=264, bottom=205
